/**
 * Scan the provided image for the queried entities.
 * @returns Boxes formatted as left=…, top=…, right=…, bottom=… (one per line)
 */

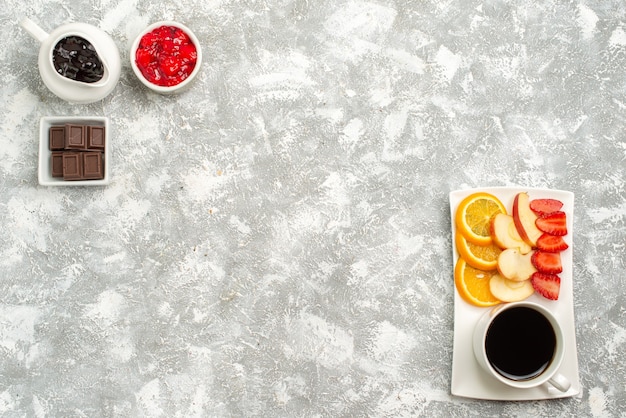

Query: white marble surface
left=1, top=0, right=625, bottom=416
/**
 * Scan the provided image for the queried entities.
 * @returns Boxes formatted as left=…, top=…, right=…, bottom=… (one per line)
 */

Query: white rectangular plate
left=450, top=187, right=580, bottom=400
left=39, top=116, right=111, bottom=186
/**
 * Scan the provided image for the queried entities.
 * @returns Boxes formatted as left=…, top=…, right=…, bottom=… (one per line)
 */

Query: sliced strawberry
left=530, top=199, right=563, bottom=216
left=159, top=56, right=181, bottom=77
left=154, top=25, right=173, bottom=41
left=178, top=44, right=197, bottom=65
left=531, top=250, right=563, bottom=274
left=531, top=272, right=560, bottom=300
left=536, top=233, right=569, bottom=252
left=535, top=211, right=567, bottom=236
left=172, top=28, right=191, bottom=45
left=135, top=48, right=153, bottom=70
left=139, top=32, right=159, bottom=49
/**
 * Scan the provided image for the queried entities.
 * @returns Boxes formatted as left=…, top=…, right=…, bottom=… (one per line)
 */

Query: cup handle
left=548, top=373, right=571, bottom=392
left=20, top=17, right=49, bottom=43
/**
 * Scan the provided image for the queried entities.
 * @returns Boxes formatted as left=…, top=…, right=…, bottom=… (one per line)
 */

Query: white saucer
left=449, top=187, right=581, bottom=400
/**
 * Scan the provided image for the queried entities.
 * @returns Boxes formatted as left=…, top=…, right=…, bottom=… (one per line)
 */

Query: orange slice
left=454, top=258, right=501, bottom=307
left=455, top=192, right=506, bottom=245
left=455, top=232, right=502, bottom=271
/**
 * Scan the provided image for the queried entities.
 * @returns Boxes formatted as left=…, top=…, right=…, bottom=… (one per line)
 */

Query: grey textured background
left=1, top=0, right=625, bottom=416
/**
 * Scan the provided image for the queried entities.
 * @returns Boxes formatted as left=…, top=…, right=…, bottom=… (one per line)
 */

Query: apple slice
left=489, top=273, right=535, bottom=302
left=512, top=192, right=543, bottom=248
left=497, top=248, right=537, bottom=281
left=490, top=213, right=532, bottom=254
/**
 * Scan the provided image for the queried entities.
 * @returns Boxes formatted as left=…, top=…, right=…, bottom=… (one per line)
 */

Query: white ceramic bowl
left=130, top=21, right=202, bottom=94
left=39, top=116, right=111, bottom=186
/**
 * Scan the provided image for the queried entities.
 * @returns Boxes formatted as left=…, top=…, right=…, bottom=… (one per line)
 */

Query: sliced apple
left=497, top=248, right=537, bottom=281
left=489, top=273, right=535, bottom=302
left=512, top=192, right=543, bottom=247
left=490, top=213, right=532, bottom=254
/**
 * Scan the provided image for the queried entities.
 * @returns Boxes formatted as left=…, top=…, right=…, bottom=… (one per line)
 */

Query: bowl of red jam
left=130, top=21, right=201, bottom=94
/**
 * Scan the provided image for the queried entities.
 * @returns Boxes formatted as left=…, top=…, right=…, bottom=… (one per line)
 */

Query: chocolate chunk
left=65, top=124, right=87, bottom=149
left=87, top=126, right=105, bottom=150
left=51, top=152, right=64, bottom=177
left=62, top=152, right=84, bottom=180
left=49, top=126, right=65, bottom=150
left=82, top=152, right=104, bottom=180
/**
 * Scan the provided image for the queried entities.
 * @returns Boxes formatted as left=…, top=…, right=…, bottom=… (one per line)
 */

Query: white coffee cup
left=473, top=301, right=571, bottom=392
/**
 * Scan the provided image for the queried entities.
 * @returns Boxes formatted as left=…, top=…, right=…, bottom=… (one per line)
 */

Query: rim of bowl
left=130, top=20, right=202, bottom=93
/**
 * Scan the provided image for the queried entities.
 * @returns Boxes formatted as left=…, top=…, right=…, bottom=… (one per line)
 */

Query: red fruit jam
left=135, top=25, right=198, bottom=87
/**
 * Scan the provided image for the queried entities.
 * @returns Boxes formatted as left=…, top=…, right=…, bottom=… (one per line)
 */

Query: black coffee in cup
left=485, top=306, right=556, bottom=381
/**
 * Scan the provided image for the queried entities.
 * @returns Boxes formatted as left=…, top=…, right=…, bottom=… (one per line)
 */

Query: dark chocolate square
left=65, top=124, right=86, bottom=149
left=49, top=126, right=65, bottom=150
left=62, top=152, right=83, bottom=180
left=87, top=126, right=105, bottom=150
left=82, top=152, right=104, bottom=180
left=51, top=152, right=64, bottom=177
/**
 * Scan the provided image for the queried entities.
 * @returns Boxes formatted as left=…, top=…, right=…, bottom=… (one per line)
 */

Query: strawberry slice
left=531, top=250, right=563, bottom=274
left=530, top=199, right=563, bottom=216
left=531, top=272, right=560, bottom=300
left=536, top=233, right=569, bottom=252
left=178, top=44, right=197, bottom=65
left=535, top=211, right=567, bottom=236
left=160, top=56, right=181, bottom=77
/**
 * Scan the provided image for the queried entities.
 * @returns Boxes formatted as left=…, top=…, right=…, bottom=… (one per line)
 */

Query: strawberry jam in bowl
left=130, top=21, right=202, bottom=94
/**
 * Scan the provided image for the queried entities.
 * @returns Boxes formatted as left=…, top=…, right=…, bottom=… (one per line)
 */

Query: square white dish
left=450, top=187, right=580, bottom=400
left=39, top=116, right=110, bottom=186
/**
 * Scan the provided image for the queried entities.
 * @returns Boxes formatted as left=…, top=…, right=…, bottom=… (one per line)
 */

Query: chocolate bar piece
left=87, top=126, right=105, bottom=150
left=65, top=124, right=87, bottom=149
left=82, top=152, right=104, bottom=180
left=49, top=126, right=65, bottom=150
left=62, top=152, right=84, bottom=180
left=51, top=152, right=64, bottom=177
